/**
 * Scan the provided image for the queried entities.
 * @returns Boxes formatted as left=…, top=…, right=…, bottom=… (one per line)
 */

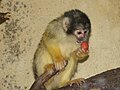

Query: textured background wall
left=0, top=0, right=120, bottom=90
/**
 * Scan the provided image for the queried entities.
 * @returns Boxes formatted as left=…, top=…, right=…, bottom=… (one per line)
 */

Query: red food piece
left=81, top=41, right=89, bottom=52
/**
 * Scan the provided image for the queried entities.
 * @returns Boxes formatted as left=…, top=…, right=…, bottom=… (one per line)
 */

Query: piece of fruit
left=81, top=41, right=89, bottom=52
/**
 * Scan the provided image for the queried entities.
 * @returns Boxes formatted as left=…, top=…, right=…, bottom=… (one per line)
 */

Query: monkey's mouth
left=76, top=38, right=84, bottom=44
left=76, top=40, right=82, bottom=44
left=76, top=37, right=88, bottom=44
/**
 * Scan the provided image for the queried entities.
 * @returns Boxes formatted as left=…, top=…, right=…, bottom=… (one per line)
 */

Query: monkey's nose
left=79, top=33, right=85, bottom=38
left=82, top=34, right=85, bottom=37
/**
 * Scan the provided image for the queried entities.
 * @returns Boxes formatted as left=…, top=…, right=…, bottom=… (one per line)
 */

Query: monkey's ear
left=63, top=17, right=70, bottom=32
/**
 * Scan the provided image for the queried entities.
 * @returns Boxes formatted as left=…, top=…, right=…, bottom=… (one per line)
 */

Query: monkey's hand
left=44, top=41, right=68, bottom=71
left=71, top=48, right=89, bottom=61
left=44, top=64, right=55, bottom=75
left=54, top=59, right=67, bottom=71
left=76, top=48, right=89, bottom=58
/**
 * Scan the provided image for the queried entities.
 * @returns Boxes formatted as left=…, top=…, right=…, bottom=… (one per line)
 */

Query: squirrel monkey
left=33, top=9, right=91, bottom=90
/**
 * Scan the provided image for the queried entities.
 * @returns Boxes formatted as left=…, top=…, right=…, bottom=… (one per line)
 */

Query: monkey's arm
left=43, top=39, right=67, bottom=70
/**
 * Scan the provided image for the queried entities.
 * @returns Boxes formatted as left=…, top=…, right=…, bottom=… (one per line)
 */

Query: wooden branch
left=58, top=67, right=120, bottom=90
left=29, top=66, right=59, bottom=90
left=30, top=67, right=120, bottom=90
left=0, top=12, right=10, bottom=24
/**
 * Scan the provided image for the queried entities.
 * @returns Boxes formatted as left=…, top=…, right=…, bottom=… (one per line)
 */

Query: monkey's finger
left=77, top=50, right=81, bottom=54
left=62, top=60, right=68, bottom=71
left=55, top=63, right=58, bottom=70
left=57, top=63, right=61, bottom=70
left=64, top=60, right=67, bottom=67
left=78, top=48, right=82, bottom=52
left=58, top=63, right=62, bottom=70
left=81, top=48, right=86, bottom=53
left=76, top=52, right=81, bottom=57
left=76, top=48, right=83, bottom=57
left=61, top=61, right=65, bottom=70
left=49, top=69, right=54, bottom=75
left=60, top=61, right=66, bottom=70
left=77, top=48, right=83, bottom=54
left=86, top=50, right=89, bottom=53
left=55, top=63, right=60, bottom=70
left=61, top=62, right=64, bottom=69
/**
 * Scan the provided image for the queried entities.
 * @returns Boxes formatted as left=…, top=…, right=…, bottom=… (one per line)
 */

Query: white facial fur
left=74, top=29, right=88, bottom=40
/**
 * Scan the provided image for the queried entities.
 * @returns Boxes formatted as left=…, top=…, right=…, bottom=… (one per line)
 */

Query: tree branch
left=0, top=12, right=10, bottom=24
left=58, top=67, right=120, bottom=90
left=30, top=67, right=120, bottom=90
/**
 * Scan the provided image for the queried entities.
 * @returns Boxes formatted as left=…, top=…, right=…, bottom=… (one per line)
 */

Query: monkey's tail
left=32, top=60, right=39, bottom=80
left=32, top=41, right=43, bottom=80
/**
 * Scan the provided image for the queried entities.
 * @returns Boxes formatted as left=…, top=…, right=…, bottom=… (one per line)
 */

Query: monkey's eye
left=84, top=30, right=87, bottom=33
left=77, top=31, right=82, bottom=34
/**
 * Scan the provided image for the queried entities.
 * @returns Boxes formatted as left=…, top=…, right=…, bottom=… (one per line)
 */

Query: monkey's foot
left=44, top=64, right=55, bottom=75
left=67, top=78, right=85, bottom=86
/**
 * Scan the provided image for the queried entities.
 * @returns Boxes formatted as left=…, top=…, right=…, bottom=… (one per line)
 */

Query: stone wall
left=0, top=0, right=120, bottom=90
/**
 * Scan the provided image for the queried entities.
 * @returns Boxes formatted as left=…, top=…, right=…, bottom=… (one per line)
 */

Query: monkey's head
left=63, top=9, right=91, bottom=43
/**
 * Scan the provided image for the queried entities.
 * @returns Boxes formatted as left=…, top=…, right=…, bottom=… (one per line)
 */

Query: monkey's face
left=73, top=26, right=90, bottom=43
left=63, top=9, right=91, bottom=43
